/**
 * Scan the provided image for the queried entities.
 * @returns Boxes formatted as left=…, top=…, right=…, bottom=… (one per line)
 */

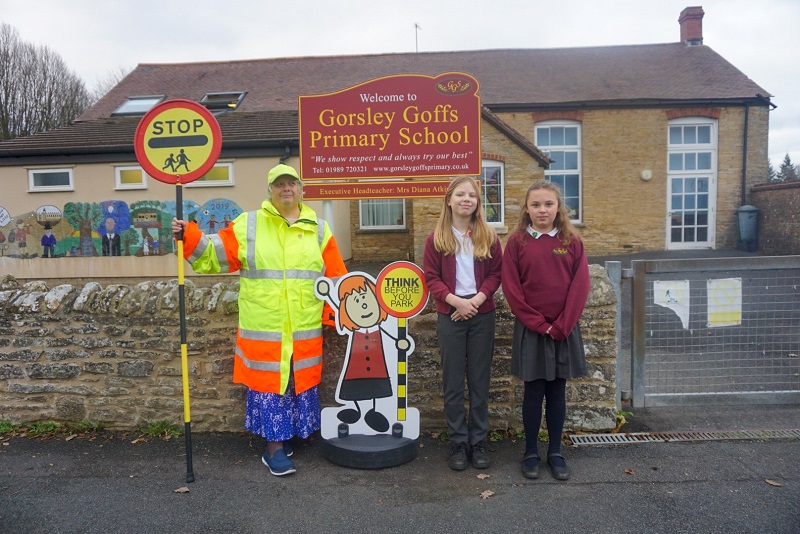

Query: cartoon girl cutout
left=316, top=273, right=411, bottom=433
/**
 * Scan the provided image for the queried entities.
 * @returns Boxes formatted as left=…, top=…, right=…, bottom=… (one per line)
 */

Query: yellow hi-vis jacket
left=181, top=200, right=347, bottom=395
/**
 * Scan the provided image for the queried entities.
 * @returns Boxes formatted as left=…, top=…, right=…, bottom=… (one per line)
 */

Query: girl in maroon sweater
left=502, top=180, right=590, bottom=481
left=423, top=176, right=502, bottom=471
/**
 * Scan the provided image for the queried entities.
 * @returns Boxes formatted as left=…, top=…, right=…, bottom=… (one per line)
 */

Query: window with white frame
left=359, top=198, right=405, bottom=229
left=28, top=168, right=74, bottom=192
left=667, top=118, right=717, bottom=245
left=200, top=92, right=246, bottom=113
left=481, top=161, right=504, bottom=226
left=535, top=121, right=581, bottom=220
left=115, top=166, right=148, bottom=190
left=112, top=95, right=164, bottom=116
left=186, top=162, right=235, bottom=187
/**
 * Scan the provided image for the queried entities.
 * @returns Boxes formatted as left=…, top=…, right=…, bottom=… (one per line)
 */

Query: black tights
left=522, top=378, right=567, bottom=457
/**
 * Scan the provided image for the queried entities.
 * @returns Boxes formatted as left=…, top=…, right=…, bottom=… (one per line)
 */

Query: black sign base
left=322, top=434, right=418, bottom=469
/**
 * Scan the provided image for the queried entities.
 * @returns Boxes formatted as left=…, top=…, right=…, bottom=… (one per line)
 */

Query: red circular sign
left=376, top=261, right=429, bottom=318
left=134, top=99, right=222, bottom=184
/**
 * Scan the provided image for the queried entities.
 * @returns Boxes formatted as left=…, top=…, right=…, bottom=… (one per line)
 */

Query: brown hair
left=432, top=176, right=496, bottom=259
left=516, top=180, right=580, bottom=245
left=336, top=275, right=388, bottom=332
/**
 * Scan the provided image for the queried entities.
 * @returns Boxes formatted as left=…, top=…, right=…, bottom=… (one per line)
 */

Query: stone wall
left=750, top=181, right=800, bottom=255
left=0, top=265, right=617, bottom=433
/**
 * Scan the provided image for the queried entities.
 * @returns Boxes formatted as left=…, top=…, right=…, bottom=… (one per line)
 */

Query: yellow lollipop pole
left=176, top=179, right=195, bottom=483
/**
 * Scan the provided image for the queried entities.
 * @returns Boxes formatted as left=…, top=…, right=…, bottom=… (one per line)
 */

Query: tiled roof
left=0, top=45, right=771, bottom=159
left=0, top=111, right=299, bottom=157
left=81, top=44, right=771, bottom=121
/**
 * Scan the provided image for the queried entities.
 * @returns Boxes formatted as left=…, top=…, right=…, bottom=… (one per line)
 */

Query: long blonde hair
left=433, top=176, right=496, bottom=259
left=516, top=180, right=580, bottom=245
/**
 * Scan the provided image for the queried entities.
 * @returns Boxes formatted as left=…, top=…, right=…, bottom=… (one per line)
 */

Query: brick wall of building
left=750, top=180, right=800, bottom=255
left=538, top=106, right=767, bottom=253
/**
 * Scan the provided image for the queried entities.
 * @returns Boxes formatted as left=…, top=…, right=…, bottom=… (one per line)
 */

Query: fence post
left=605, top=261, right=622, bottom=410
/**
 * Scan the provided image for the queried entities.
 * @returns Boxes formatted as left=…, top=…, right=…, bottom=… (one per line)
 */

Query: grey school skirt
left=511, top=318, right=587, bottom=381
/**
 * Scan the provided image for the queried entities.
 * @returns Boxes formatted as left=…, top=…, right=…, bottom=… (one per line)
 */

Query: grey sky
left=2, top=0, right=797, bottom=166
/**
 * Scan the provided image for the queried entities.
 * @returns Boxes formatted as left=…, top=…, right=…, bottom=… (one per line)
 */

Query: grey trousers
left=437, top=309, right=495, bottom=445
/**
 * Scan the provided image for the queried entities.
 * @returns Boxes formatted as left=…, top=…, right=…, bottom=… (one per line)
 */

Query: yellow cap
left=267, top=163, right=301, bottom=185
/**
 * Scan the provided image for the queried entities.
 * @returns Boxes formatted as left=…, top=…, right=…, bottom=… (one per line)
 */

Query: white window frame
left=114, top=165, right=149, bottom=190
left=666, top=117, right=718, bottom=250
left=28, top=168, right=74, bottom=192
left=359, top=198, right=406, bottom=230
left=481, top=160, right=505, bottom=228
left=535, top=120, right=582, bottom=222
left=111, top=95, right=164, bottom=116
left=186, top=162, right=235, bottom=188
left=200, top=91, right=246, bottom=112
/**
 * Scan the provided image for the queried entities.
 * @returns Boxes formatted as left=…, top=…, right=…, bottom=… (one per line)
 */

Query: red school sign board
left=299, top=73, right=481, bottom=181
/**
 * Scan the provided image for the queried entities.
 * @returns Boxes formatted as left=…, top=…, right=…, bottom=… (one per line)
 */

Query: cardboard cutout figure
left=315, top=262, right=428, bottom=468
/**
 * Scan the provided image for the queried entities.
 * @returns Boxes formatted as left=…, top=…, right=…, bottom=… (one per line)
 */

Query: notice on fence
left=654, top=280, right=691, bottom=329
left=707, top=278, right=742, bottom=327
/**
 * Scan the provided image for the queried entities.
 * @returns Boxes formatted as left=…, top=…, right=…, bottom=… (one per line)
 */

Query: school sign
left=298, top=73, right=481, bottom=188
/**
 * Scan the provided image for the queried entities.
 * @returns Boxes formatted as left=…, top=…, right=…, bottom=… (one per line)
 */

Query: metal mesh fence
left=643, top=265, right=800, bottom=397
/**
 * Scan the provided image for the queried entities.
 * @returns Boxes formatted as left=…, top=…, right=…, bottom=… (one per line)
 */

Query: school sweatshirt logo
left=552, top=247, right=569, bottom=255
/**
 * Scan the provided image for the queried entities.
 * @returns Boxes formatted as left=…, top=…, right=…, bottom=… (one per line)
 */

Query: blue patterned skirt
left=244, top=379, right=321, bottom=441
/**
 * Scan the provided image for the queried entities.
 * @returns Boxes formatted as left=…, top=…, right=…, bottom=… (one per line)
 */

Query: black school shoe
left=449, top=442, right=468, bottom=471
left=522, top=453, right=540, bottom=479
left=547, top=453, right=570, bottom=481
left=470, top=441, right=490, bottom=469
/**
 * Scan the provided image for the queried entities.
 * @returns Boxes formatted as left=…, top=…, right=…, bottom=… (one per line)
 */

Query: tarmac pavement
left=3, top=249, right=797, bottom=533
left=2, top=403, right=798, bottom=534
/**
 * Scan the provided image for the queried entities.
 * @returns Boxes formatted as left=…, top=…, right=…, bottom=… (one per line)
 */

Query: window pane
left=672, top=197, right=682, bottom=209
left=684, top=127, right=696, bottom=144
left=119, top=169, right=143, bottom=185
left=672, top=228, right=682, bottom=242
left=672, top=178, right=683, bottom=193
left=697, top=212, right=708, bottom=225
left=360, top=199, right=404, bottom=227
left=697, top=178, right=708, bottom=192
left=697, top=152, right=711, bottom=170
left=551, top=127, right=564, bottom=146
left=565, top=198, right=579, bottom=219
left=33, top=171, right=70, bottom=187
left=685, top=196, right=695, bottom=209
left=698, top=194, right=708, bottom=209
left=564, top=151, right=578, bottom=170
left=684, top=212, right=695, bottom=225
left=669, top=153, right=683, bottom=171
left=548, top=175, right=565, bottom=190
left=200, top=166, right=229, bottom=182
left=669, top=127, right=682, bottom=145
left=548, top=151, right=565, bottom=170
left=685, top=178, right=696, bottom=193
left=537, top=128, right=550, bottom=146
left=697, top=227, right=708, bottom=241
left=112, top=96, right=163, bottom=115
left=698, top=126, right=711, bottom=143
left=563, top=175, right=579, bottom=197
left=564, top=127, right=578, bottom=146
left=685, top=153, right=697, bottom=170
left=483, top=166, right=501, bottom=184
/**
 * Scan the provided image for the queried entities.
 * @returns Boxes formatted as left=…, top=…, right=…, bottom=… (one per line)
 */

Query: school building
left=0, top=6, right=773, bottom=279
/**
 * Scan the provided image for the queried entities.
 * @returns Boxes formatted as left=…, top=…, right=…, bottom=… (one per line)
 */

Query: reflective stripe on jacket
left=182, top=200, right=346, bottom=394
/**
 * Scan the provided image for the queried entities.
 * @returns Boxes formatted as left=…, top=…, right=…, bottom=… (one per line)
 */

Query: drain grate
left=568, top=429, right=800, bottom=446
